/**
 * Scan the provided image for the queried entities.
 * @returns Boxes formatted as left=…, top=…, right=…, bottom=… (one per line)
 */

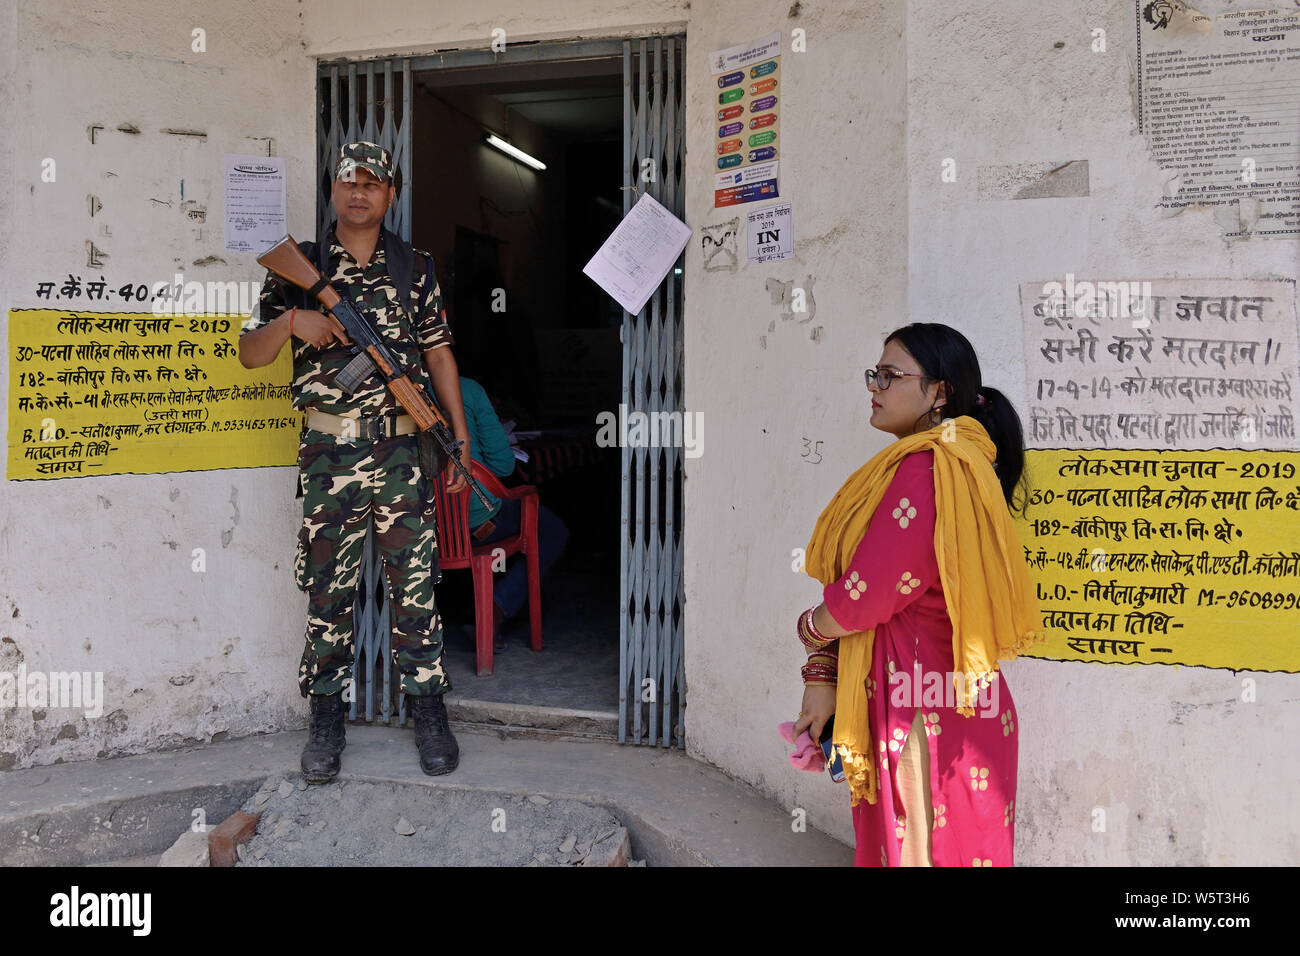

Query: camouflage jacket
left=242, top=224, right=454, bottom=417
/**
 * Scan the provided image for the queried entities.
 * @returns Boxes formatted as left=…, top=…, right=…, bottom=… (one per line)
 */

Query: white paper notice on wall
left=747, top=202, right=792, bottom=263
left=1133, top=3, right=1300, bottom=239
left=582, top=192, right=691, bottom=316
left=224, top=154, right=287, bottom=254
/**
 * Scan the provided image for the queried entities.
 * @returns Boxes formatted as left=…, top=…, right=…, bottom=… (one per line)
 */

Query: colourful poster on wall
left=711, top=32, right=780, bottom=208
left=6, top=309, right=299, bottom=480
left=1013, top=276, right=1300, bottom=672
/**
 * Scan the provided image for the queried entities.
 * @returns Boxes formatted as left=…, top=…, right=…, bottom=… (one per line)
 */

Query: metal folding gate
left=315, top=58, right=413, bottom=725
left=314, top=37, right=686, bottom=746
left=619, top=38, right=686, bottom=747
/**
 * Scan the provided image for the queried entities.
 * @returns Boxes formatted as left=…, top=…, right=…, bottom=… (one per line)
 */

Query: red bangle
left=797, top=606, right=835, bottom=653
left=288, top=306, right=297, bottom=338
left=801, top=657, right=838, bottom=684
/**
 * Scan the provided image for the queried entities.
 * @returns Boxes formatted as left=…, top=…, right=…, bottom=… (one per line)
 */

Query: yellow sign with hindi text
left=6, top=309, right=299, bottom=479
left=1013, top=448, right=1300, bottom=672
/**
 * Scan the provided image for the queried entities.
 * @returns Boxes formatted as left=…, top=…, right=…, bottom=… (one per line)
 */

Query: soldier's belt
left=305, top=408, right=417, bottom=441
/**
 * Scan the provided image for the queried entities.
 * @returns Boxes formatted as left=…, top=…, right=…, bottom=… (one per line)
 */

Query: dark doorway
left=408, top=58, right=625, bottom=727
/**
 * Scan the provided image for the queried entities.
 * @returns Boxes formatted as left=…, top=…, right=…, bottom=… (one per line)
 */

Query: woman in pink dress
left=793, top=323, right=1042, bottom=867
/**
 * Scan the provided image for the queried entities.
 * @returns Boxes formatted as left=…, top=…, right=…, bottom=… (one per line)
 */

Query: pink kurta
left=823, top=450, right=1018, bottom=867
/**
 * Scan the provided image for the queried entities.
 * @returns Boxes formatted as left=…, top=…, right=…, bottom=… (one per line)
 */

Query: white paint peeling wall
left=302, top=0, right=687, bottom=58
left=907, top=0, right=1299, bottom=864
left=1, top=0, right=315, bottom=768
left=680, top=0, right=910, bottom=854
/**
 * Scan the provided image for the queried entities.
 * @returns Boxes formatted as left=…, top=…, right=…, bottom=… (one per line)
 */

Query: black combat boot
left=410, top=693, right=459, bottom=776
left=300, top=693, right=347, bottom=783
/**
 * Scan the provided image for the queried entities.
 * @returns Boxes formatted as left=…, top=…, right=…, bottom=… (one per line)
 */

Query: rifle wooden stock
left=258, top=236, right=344, bottom=311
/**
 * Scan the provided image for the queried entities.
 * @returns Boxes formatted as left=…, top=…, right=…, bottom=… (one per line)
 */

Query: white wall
left=905, top=0, right=1298, bottom=866
left=680, top=0, right=911, bottom=852
left=0, top=0, right=316, bottom=768
left=303, top=0, right=687, bottom=58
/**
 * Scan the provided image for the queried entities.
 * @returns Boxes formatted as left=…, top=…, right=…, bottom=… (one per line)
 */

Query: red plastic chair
left=432, top=460, right=542, bottom=676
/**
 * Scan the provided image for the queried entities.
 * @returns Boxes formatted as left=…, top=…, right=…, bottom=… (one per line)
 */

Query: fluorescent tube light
left=485, top=133, right=546, bottom=171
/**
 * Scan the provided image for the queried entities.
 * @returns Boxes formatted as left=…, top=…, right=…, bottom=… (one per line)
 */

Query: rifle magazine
left=336, top=351, right=375, bottom=394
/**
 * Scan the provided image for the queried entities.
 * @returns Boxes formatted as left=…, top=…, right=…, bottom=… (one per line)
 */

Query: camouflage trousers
left=294, top=426, right=448, bottom=699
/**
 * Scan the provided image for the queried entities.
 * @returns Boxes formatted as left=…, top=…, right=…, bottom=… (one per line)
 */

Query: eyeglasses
left=865, top=367, right=929, bottom=391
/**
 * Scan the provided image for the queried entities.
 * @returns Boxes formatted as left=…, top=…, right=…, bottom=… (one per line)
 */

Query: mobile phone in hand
left=819, top=716, right=845, bottom=783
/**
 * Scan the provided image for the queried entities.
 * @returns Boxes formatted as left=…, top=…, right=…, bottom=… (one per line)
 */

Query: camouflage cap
left=335, top=141, right=394, bottom=183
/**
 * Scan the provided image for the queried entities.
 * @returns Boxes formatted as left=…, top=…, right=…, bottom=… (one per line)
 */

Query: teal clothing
left=461, top=377, right=516, bottom=528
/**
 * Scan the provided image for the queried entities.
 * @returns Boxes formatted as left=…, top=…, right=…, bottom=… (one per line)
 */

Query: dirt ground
left=233, top=775, right=639, bottom=867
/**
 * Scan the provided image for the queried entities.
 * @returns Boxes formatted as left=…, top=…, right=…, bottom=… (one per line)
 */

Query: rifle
left=257, top=234, right=493, bottom=511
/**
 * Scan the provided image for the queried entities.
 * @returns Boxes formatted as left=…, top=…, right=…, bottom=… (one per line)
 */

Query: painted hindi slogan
left=6, top=309, right=298, bottom=480
left=1020, top=277, right=1296, bottom=451
left=1014, top=277, right=1300, bottom=672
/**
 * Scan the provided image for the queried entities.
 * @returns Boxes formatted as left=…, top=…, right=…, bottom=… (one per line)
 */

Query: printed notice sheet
left=224, top=155, right=287, bottom=253
left=582, top=193, right=691, bottom=316
left=747, top=202, right=793, bottom=263
left=1134, top=4, right=1300, bottom=238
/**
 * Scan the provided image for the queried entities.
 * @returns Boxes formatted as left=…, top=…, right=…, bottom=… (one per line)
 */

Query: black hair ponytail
left=884, top=323, right=1030, bottom=514
left=970, top=385, right=1028, bottom=514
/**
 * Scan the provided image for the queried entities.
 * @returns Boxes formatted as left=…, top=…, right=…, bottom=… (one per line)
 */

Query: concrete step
left=0, top=724, right=852, bottom=867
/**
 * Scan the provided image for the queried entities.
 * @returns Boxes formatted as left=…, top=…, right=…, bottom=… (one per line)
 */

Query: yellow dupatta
left=804, top=416, right=1045, bottom=806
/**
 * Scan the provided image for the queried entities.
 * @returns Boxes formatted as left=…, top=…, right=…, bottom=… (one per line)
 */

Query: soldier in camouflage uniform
left=239, top=141, right=468, bottom=782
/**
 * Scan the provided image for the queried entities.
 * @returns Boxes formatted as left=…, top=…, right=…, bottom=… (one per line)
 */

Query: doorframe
left=313, top=34, right=687, bottom=746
